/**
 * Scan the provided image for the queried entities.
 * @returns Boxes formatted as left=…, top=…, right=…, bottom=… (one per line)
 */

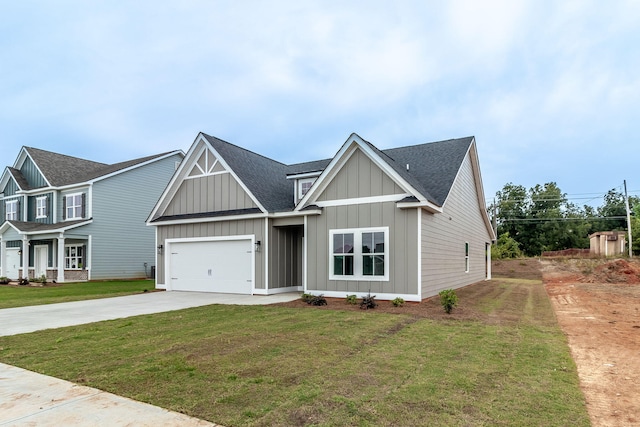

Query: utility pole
left=624, top=180, right=633, bottom=258
left=493, top=198, right=497, bottom=239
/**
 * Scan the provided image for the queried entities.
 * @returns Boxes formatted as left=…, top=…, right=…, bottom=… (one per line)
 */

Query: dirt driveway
left=498, top=258, right=640, bottom=427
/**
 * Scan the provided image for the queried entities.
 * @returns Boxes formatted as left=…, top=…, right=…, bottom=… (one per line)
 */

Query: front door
left=5, top=249, right=20, bottom=280
left=35, top=245, right=48, bottom=279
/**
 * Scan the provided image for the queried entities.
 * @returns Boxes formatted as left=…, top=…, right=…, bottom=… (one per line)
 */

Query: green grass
left=0, top=278, right=589, bottom=426
left=0, top=280, right=154, bottom=309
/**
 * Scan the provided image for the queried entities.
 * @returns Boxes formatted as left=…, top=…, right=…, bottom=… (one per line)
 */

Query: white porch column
left=57, top=233, right=65, bottom=283
left=21, top=236, right=30, bottom=280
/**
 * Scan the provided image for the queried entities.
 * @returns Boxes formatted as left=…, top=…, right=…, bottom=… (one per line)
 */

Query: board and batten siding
left=19, top=155, right=48, bottom=189
left=161, top=156, right=257, bottom=217
left=80, top=153, right=184, bottom=280
left=307, top=203, right=419, bottom=297
left=155, top=217, right=266, bottom=288
left=316, top=148, right=406, bottom=201
left=268, top=222, right=303, bottom=289
left=421, top=153, right=492, bottom=297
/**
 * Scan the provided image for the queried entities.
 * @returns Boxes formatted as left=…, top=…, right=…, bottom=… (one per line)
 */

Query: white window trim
left=64, top=244, right=84, bottom=270
left=65, top=192, right=83, bottom=220
left=5, top=199, right=18, bottom=220
left=329, top=227, right=389, bottom=281
left=297, top=177, right=317, bottom=200
left=36, top=196, right=47, bottom=219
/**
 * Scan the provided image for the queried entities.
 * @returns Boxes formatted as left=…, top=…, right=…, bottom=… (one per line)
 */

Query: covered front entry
left=167, top=237, right=254, bottom=294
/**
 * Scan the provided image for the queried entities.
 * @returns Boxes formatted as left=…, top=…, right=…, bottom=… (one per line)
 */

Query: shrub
left=18, top=278, right=29, bottom=286
left=360, top=292, right=377, bottom=310
left=439, top=289, right=458, bottom=314
left=301, top=293, right=314, bottom=303
left=391, top=297, right=405, bottom=307
left=38, top=274, right=47, bottom=284
left=493, top=232, right=524, bottom=259
left=307, top=294, right=327, bottom=306
left=0, top=276, right=9, bottom=284
left=345, top=294, right=358, bottom=305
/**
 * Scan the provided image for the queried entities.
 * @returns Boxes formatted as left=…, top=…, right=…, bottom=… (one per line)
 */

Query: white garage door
left=169, top=239, right=253, bottom=294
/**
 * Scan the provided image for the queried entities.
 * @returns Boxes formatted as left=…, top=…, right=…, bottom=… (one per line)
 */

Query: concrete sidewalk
left=0, top=363, right=219, bottom=426
left=0, top=291, right=300, bottom=425
left=0, top=291, right=300, bottom=336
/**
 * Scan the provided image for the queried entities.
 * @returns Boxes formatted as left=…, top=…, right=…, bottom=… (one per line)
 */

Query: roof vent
left=406, top=163, right=410, bottom=171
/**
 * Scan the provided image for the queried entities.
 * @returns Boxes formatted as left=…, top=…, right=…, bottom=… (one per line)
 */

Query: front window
left=65, top=245, right=84, bottom=269
left=65, top=193, right=83, bottom=219
left=36, top=196, right=47, bottom=218
left=5, top=200, right=17, bottom=220
left=330, top=227, right=389, bottom=281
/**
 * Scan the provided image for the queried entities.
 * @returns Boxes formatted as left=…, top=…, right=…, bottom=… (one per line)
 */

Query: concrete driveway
left=0, top=291, right=299, bottom=426
left=0, top=291, right=300, bottom=337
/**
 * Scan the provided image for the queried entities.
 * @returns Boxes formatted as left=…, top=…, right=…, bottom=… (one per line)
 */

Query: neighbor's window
left=36, top=196, right=48, bottom=218
left=5, top=199, right=18, bottom=220
left=65, top=245, right=84, bottom=269
left=330, top=227, right=389, bottom=281
left=465, top=242, right=470, bottom=273
left=65, top=193, right=84, bottom=219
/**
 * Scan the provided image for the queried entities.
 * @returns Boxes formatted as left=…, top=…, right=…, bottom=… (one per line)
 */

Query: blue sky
left=2, top=1, right=639, bottom=205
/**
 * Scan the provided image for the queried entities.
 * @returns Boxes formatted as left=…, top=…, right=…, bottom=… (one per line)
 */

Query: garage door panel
left=169, top=240, right=253, bottom=294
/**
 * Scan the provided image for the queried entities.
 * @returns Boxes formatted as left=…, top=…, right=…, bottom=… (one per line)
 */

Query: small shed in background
left=589, top=231, right=627, bottom=256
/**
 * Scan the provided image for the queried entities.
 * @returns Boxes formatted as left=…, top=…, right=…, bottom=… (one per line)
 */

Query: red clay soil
left=541, top=258, right=640, bottom=427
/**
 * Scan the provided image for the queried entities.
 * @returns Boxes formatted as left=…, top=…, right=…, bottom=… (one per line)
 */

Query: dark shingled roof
left=7, top=219, right=90, bottom=233
left=151, top=208, right=262, bottom=223
left=8, top=168, right=31, bottom=191
left=201, top=133, right=474, bottom=213
left=381, top=137, right=474, bottom=206
left=202, top=134, right=295, bottom=212
left=23, top=147, right=177, bottom=187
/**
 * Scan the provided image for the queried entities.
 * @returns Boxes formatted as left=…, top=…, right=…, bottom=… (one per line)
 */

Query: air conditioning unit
left=607, top=235, right=618, bottom=241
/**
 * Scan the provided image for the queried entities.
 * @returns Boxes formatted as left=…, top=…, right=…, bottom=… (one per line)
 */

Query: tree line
left=489, top=182, right=640, bottom=258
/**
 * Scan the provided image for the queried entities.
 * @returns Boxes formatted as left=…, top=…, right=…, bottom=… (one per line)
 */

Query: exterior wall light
left=255, top=241, right=261, bottom=252
left=157, top=244, right=163, bottom=254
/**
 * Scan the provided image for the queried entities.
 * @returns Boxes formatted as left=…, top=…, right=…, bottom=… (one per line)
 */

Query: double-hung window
left=36, top=196, right=48, bottom=219
left=330, top=227, right=389, bottom=281
left=65, top=193, right=84, bottom=219
left=5, top=200, right=18, bottom=220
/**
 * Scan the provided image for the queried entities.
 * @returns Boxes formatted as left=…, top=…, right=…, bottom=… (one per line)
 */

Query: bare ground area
left=497, top=257, right=640, bottom=427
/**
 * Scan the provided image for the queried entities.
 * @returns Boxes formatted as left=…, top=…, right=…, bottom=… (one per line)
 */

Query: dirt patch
left=542, top=258, right=640, bottom=427
left=491, top=257, right=542, bottom=280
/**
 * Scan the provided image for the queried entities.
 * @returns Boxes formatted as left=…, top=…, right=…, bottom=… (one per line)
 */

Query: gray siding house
left=0, top=146, right=184, bottom=282
left=148, top=132, right=495, bottom=301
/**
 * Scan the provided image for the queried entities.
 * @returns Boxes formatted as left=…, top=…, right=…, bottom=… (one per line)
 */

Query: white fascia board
left=440, top=138, right=495, bottom=241
left=315, top=194, right=410, bottom=208
left=286, top=171, right=323, bottom=180
left=396, top=201, right=443, bottom=213
left=204, top=139, right=268, bottom=214
left=148, top=212, right=267, bottom=227
left=294, top=134, right=425, bottom=211
left=147, top=136, right=205, bottom=223
left=19, top=148, right=53, bottom=188
left=269, top=210, right=322, bottom=218
left=89, top=150, right=185, bottom=184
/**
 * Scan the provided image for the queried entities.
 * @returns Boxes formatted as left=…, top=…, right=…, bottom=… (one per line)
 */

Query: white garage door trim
left=165, top=235, right=255, bottom=294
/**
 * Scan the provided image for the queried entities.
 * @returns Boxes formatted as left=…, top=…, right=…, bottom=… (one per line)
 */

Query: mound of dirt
left=584, top=259, right=640, bottom=284
left=540, top=258, right=640, bottom=285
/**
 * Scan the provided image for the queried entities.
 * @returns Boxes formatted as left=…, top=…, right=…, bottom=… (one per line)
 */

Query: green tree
left=492, top=232, right=524, bottom=259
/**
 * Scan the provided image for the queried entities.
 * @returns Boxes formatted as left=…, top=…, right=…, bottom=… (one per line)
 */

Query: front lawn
left=0, top=278, right=589, bottom=426
left=0, top=280, right=154, bottom=309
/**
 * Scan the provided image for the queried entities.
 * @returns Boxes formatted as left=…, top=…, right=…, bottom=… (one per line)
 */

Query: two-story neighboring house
left=0, top=147, right=184, bottom=282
